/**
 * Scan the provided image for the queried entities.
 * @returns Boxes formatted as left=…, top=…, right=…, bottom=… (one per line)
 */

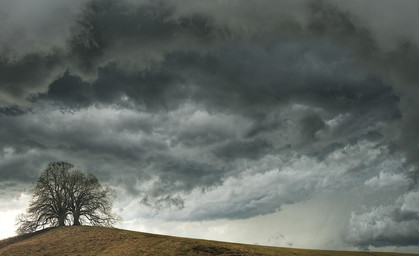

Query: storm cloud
left=1, top=0, right=419, bottom=252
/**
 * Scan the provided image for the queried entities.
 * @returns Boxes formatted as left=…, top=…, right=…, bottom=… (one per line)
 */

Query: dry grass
left=0, top=226, right=417, bottom=256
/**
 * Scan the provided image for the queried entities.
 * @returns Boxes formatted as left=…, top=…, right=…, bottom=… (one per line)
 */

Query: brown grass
left=0, top=226, right=417, bottom=256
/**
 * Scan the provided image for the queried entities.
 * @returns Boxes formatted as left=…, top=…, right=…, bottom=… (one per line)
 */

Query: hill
left=0, top=226, right=417, bottom=256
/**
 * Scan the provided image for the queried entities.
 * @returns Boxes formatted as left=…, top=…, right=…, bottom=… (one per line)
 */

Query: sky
left=1, top=0, right=419, bottom=253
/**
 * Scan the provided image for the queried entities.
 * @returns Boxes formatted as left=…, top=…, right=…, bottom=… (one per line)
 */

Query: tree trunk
left=73, top=210, right=80, bottom=226
left=58, top=214, right=66, bottom=226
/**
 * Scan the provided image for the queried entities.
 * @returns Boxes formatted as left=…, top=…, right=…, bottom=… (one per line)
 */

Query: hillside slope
left=0, top=226, right=417, bottom=256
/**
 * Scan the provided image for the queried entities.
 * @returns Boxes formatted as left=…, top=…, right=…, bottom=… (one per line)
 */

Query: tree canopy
left=16, top=161, right=120, bottom=234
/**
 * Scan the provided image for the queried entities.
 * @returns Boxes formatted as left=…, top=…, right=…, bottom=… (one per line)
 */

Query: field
left=0, top=226, right=417, bottom=256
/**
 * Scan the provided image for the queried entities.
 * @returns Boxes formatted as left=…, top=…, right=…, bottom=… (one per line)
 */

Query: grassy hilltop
left=0, top=226, right=417, bottom=256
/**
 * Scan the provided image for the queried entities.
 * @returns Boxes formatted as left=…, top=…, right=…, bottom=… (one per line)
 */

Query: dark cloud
left=0, top=0, right=221, bottom=107
left=214, top=139, right=273, bottom=161
left=141, top=194, right=185, bottom=210
left=0, top=146, right=52, bottom=183
left=34, top=40, right=401, bottom=126
left=307, top=0, right=377, bottom=58
left=305, top=1, right=419, bottom=185
left=149, top=155, right=225, bottom=195
left=92, top=63, right=187, bottom=111
left=1, top=0, right=402, bottom=195
left=0, top=105, right=26, bottom=116
left=298, top=112, right=326, bottom=144
left=173, top=125, right=232, bottom=148
left=68, top=0, right=220, bottom=75
left=32, top=71, right=93, bottom=109
left=0, top=51, right=64, bottom=106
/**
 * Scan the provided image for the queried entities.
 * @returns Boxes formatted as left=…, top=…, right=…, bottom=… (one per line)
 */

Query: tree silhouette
left=16, top=161, right=120, bottom=234
left=67, top=170, right=118, bottom=226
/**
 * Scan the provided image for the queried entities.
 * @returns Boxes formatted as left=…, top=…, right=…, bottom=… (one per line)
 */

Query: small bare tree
left=16, top=161, right=120, bottom=234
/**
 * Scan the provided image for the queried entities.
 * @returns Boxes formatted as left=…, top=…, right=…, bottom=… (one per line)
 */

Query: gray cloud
left=298, top=112, right=326, bottom=144
left=213, top=138, right=273, bottom=161
left=0, top=51, right=65, bottom=106
left=144, top=142, right=389, bottom=221
left=32, top=71, right=93, bottom=109
left=149, top=155, right=225, bottom=195
left=0, top=105, right=25, bottom=116
left=0, top=0, right=87, bottom=55
left=345, top=190, right=419, bottom=248
left=67, top=0, right=222, bottom=76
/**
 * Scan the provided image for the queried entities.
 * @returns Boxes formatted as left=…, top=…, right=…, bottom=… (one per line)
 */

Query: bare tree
left=16, top=161, right=120, bottom=234
left=67, top=170, right=120, bottom=226
left=16, top=162, right=72, bottom=234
